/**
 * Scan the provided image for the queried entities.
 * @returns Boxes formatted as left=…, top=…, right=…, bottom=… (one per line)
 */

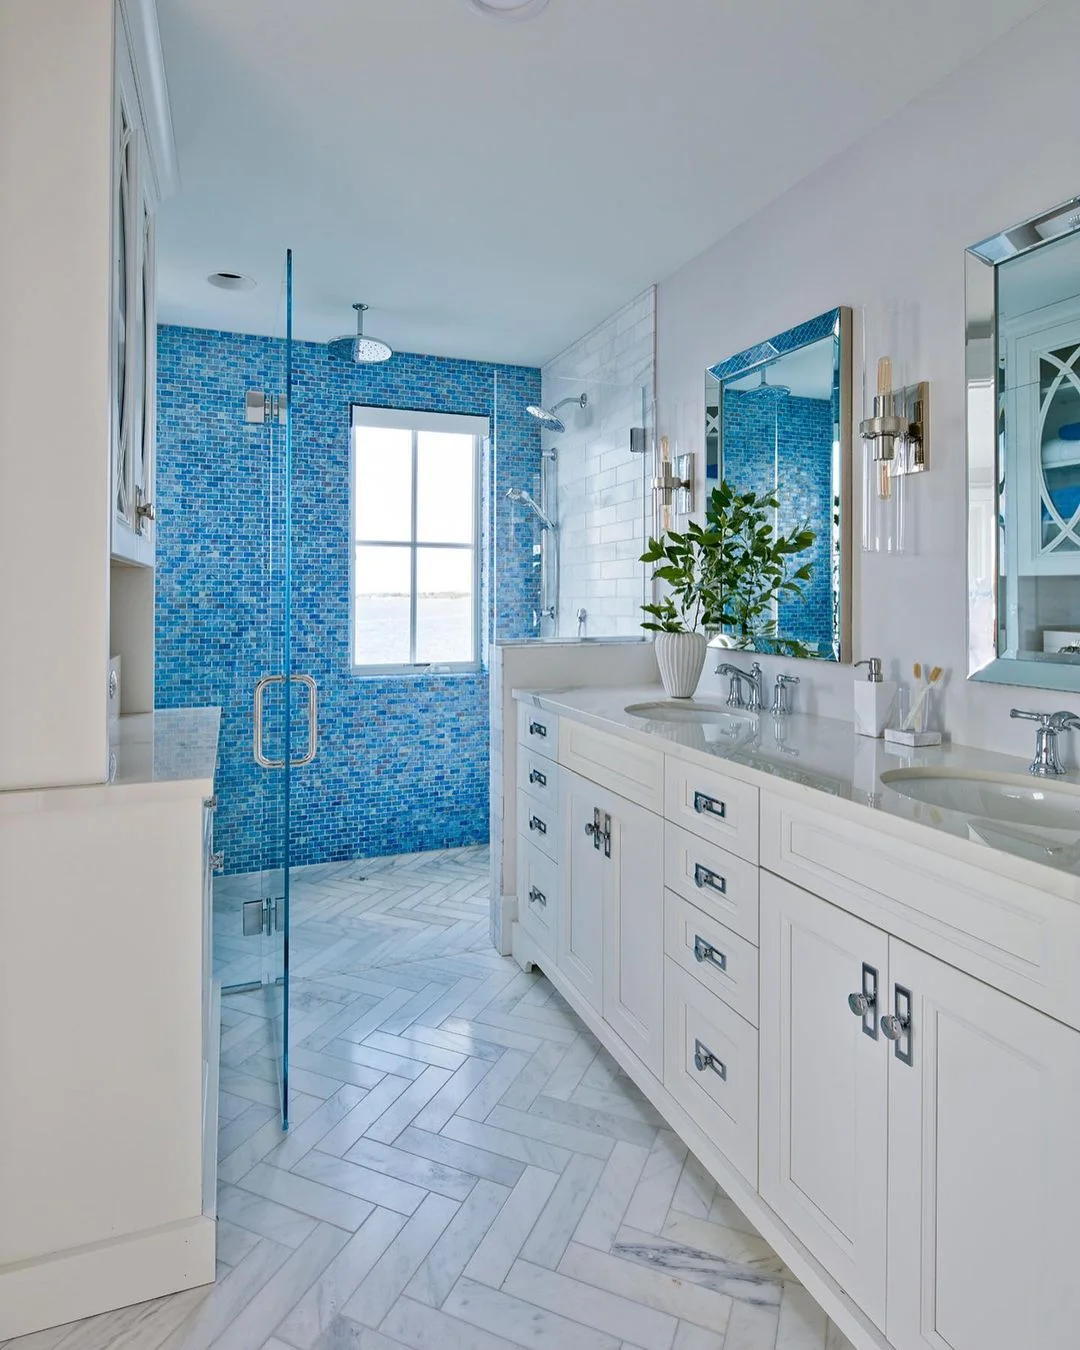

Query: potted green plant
left=641, top=480, right=815, bottom=697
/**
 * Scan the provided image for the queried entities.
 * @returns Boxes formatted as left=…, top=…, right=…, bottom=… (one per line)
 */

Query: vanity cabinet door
left=602, top=791, right=664, bottom=1077
left=886, top=942, right=1080, bottom=1350
left=759, top=873, right=889, bottom=1331
left=560, top=771, right=606, bottom=1013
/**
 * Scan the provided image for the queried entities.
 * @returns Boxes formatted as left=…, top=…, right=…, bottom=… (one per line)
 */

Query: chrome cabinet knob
left=136, top=499, right=156, bottom=521
left=880, top=1013, right=908, bottom=1041
left=848, top=991, right=875, bottom=1017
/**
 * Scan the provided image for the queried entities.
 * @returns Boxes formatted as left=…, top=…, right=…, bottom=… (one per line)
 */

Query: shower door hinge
left=245, top=391, right=287, bottom=424
left=243, top=896, right=284, bottom=936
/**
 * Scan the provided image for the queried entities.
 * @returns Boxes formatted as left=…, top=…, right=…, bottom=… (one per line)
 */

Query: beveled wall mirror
left=967, top=196, right=1080, bottom=691
left=705, top=307, right=852, bottom=662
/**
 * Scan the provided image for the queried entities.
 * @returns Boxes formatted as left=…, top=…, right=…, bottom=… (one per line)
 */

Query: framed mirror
left=967, top=196, right=1080, bottom=691
left=704, top=307, right=852, bottom=662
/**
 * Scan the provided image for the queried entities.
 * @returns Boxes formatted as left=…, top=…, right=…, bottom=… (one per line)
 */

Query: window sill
left=351, top=665, right=485, bottom=681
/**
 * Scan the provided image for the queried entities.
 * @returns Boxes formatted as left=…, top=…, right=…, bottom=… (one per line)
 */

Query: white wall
left=542, top=288, right=655, bottom=639
left=657, top=0, right=1080, bottom=761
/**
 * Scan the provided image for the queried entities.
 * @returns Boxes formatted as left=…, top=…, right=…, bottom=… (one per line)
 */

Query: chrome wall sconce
left=860, top=353, right=930, bottom=553
left=654, top=434, right=693, bottom=533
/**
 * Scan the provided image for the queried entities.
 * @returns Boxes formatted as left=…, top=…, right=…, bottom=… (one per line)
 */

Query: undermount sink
left=880, top=768, right=1080, bottom=831
left=624, top=699, right=755, bottom=731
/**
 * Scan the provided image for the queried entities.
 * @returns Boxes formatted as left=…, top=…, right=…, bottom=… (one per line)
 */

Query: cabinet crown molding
left=117, top=0, right=179, bottom=200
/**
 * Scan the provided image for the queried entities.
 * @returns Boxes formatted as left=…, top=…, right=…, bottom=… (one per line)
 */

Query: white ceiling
left=155, top=0, right=1048, bottom=367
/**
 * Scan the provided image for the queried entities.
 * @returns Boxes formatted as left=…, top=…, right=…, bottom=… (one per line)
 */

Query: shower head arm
left=551, top=393, right=588, bottom=414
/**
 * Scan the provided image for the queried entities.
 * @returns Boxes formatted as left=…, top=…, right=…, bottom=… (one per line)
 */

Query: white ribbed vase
left=654, top=631, right=707, bottom=699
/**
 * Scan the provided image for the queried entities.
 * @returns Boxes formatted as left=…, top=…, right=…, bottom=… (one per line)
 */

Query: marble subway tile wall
left=155, top=326, right=541, bottom=872
left=542, top=288, right=655, bottom=639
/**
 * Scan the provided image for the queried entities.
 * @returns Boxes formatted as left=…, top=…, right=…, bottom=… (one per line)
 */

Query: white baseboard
left=0, top=1214, right=216, bottom=1341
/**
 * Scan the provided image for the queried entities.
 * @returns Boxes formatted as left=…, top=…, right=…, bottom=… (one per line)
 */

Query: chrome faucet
left=1010, top=708, right=1080, bottom=776
left=771, top=672, right=800, bottom=716
left=717, top=660, right=763, bottom=712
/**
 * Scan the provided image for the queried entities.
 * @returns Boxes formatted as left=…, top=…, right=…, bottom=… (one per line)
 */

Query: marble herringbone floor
left=3, top=846, right=852, bottom=1350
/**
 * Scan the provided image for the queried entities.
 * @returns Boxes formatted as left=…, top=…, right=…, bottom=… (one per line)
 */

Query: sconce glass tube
left=862, top=355, right=906, bottom=553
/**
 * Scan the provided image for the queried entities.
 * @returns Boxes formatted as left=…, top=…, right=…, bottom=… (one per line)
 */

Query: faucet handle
left=771, top=672, right=800, bottom=716
left=1010, top=708, right=1050, bottom=724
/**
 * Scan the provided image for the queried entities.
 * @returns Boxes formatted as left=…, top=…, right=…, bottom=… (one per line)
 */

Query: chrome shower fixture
left=327, top=302, right=393, bottom=364
left=505, top=486, right=556, bottom=532
left=525, top=393, right=588, bottom=434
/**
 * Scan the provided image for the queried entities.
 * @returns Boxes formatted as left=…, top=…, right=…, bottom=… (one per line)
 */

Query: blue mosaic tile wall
left=155, top=325, right=541, bottom=873
left=722, top=391, right=836, bottom=655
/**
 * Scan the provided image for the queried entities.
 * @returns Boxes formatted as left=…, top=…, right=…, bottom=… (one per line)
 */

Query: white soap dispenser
left=853, top=657, right=896, bottom=738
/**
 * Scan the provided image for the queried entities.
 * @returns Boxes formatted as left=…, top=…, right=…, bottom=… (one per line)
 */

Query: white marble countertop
left=513, top=683, right=1080, bottom=893
left=0, top=707, right=220, bottom=813
left=108, top=707, right=221, bottom=792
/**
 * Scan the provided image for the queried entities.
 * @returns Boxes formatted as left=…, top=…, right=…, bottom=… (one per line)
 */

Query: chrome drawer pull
left=693, top=863, right=727, bottom=894
left=529, top=720, right=547, bottom=738
left=528, top=815, right=548, bottom=835
left=693, top=790, right=726, bottom=819
left=528, top=885, right=547, bottom=908
left=693, top=1038, right=727, bottom=1080
left=529, top=767, right=547, bottom=787
left=881, top=984, right=914, bottom=1066
left=693, top=935, right=727, bottom=972
left=848, top=962, right=879, bottom=1040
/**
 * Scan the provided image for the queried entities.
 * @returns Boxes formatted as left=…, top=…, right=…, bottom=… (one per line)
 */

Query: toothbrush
left=904, top=665, right=942, bottom=732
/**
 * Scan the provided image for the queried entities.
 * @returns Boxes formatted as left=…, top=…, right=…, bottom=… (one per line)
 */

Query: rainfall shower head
left=327, top=302, right=393, bottom=364
left=525, top=392, right=588, bottom=434
left=743, top=369, right=790, bottom=397
left=506, top=486, right=556, bottom=531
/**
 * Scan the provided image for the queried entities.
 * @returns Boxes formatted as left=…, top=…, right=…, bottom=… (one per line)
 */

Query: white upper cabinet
left=759, top=872, right=890, bottom=1331
left=886, top=941, right=1080, bottom=1350
left=111, top=13, right=158, bottom=566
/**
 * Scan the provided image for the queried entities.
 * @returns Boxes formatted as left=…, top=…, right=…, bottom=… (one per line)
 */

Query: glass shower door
left=244, top=251, right=296, bottom=1128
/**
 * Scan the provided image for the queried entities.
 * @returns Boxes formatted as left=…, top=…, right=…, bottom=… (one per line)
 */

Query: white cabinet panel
left=665, top=758, right=759, bottom=862
left=886, top=942, right=1080, bottom=1350
left=664, top=959, right=758, bottom=1184
left=603, top=794, right=664, bottom=1076
left=518, top=789, right=559, bottom=863
left=760, top=872, right=889, bottom=1331
left=559, top=718, right=664, bottom=812
left=560, top=771, right=606, bottom=1012
left=664, top=889, right=759, bottom=1027
left=517, top=836, right=559, bottom=958
left=664, top=821, right=759, bottom=944
left=517, top=701, right=559, bottom=757
left=516, top=745, right=560, bottom=812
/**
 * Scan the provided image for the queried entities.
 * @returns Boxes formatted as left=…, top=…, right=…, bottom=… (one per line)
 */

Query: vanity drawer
left=664, top=958, right=758, bottom=1185
left=518, top=701, right=559, bottom=756
left=760, top=791, right=1080, bottom=1032
left=666, top=757, right=759, bottom=862
left=559, top=718, right=664, bottom=813
left=664, top=890, right=759, bottom=1027
left=664, top=821, right=759, bottom=945
left=517, top=746, right=560, bottom=811
left=517, top=837, right=559, bottom=957
left=518, top=789, right=559, bottom=862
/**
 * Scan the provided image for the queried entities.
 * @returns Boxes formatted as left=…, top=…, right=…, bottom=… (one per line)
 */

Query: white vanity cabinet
left=560, top=769, right=664, bottom=1074
left=508, top=691, right=1080, bottom=1350
left=759, top=873, right=891, bottom=1329
left=885, top=943, right=1080, bottom=1350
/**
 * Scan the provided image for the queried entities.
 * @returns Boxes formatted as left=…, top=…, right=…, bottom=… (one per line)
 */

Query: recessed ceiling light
left=467, top=0, right=550, bottom=19
left=207, top=271, right=256, bottom=291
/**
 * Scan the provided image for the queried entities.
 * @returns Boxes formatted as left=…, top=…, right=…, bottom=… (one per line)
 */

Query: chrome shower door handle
left=254, top=673, right=319, bottom=769
left=254, top=675, right=285, bottom=768
left=292, top=674, right=319, bottom=768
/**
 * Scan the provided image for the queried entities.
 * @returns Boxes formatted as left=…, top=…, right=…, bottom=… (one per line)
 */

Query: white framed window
left=351, top=405, right=486, bottom=674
